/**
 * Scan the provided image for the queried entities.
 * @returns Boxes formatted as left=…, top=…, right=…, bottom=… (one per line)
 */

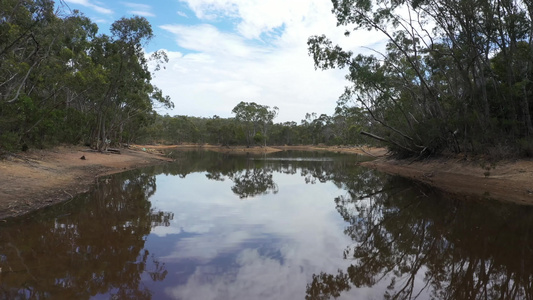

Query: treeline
left=5, top=1, right=533, bottom=158
left=136, top=103, right=373, bottom=147
left=0, top=1, right=172, bottom=152
left=309, top=0, right=533, bottom=158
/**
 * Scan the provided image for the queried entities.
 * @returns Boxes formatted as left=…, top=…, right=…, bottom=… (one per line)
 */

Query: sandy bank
left=360, top=157, right=533, bottom=204
left=0, top=146, right=173, bottom=220
left=128, top=144, right=388, bottom=156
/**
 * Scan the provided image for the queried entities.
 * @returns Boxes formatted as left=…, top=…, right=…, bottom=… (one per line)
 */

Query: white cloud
left=234, top=0, right=326, bottom=40
left=122, top=2, right=151, bottom=10
left=153, top=0, right=387, bottom=122
left=122, top=2, right=155, bottom=17
left=129, top=10, right=156, bottom=17
left=92, top=17, right=110, bottom=24
left=160, top=24, right=265, bottom=57
left=62, top=0, right=388, bottom=122
left=64, top=0, right=113, bottom=14
left=179, top=0, right=239, bottom=21
left=177, top=10, right=189, bottom=18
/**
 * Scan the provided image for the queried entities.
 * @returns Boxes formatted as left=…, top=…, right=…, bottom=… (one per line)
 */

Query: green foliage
left=0, top=131, right=20, bottom=152
left=232, top=101, right=278, bottom=147
left=519, top=139, right=533, bottom=157
left=308, top=0, right=533, bottom=158
left=0, top=0, right=172, bottom=152
left=137, top=109, right=376, bottom=148
left=253, top=132, right=264, bottom=144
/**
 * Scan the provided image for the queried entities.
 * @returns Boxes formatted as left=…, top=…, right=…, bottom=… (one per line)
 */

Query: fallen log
left=107, top=148, right=121, bottom=154
left=360, top=131, right=416, bottom=154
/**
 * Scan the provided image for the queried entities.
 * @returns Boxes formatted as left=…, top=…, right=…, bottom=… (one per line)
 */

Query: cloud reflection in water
left=146, top=171, right=360, bottom=299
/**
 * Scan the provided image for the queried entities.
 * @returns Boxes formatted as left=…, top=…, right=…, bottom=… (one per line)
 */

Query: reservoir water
left=1, top=150, right=533, bottom=299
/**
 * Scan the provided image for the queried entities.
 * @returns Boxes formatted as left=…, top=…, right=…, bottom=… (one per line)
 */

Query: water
left=1, top=151, right=533, bottom=299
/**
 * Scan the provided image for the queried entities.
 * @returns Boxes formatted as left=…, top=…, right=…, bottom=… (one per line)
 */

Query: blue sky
left=58, top=0, right=385, bottom=122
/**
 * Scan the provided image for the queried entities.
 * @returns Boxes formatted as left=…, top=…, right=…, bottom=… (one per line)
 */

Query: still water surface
left=1, top=151, right=533, bottom=299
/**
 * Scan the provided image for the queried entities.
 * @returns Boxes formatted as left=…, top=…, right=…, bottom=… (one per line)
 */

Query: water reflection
left=204, top=151, right=371, bottom=198
left=307, top=177, right=533, bottom=300
left=206, top=161, right=279, bottom=199
left=1, top=151, right=533, bottom=299
left=0, top=170, right=172, bottom=299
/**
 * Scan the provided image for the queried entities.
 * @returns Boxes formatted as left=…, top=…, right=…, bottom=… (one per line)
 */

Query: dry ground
left=0, top=145, right=173, bottom=220
left=128, top=144, right=389, bottom=156
left=360, top=156, right=533, bottom=204
left=1, top=144, right=532, bottom=220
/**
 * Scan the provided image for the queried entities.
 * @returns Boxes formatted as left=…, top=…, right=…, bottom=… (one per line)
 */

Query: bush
left=519, top=139, right=533, bottom=157
left=0, top=131, right=21, bottom=152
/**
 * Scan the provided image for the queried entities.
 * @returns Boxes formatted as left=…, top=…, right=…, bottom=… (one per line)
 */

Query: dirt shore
left=360, top=156, right=533, bottom=204
left=127, top=144, right=389, bottom=156
left=1, top=144, right=532, bottom=220
left=0, top=146, right=173, bottom=220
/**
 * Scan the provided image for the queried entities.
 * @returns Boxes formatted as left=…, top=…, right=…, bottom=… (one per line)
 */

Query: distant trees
left=136, top=107, right=375, bottom=147
left=231, top=101, right=279, bottom=147
left=5, top=1, right=533, bottom=158
left=308, top=0, right=533, bottom=157
left=137, top=114, right=239, bottom=146
left=0, top=1, right=172, bottom=152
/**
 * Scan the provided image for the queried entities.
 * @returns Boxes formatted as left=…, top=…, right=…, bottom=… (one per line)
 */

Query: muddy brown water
left=1, top=151, right=533, bottom=299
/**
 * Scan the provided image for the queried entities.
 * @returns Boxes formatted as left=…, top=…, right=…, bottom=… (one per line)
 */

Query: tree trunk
left=522, top=87, right=533, bottom=137
left=360, top=131, right=417, bottom=154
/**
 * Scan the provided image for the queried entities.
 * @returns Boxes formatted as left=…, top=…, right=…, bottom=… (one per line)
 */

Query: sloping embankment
left=360, top=157, right=533, bottom=204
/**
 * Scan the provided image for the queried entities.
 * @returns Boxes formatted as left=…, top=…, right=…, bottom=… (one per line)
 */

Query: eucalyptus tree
left=309, top=0, right=533, bottom=157
left=87, top=16, right=173, bottom=151
left=300, top=112, right=338, bottom=145
left=205, top=115, right=224, bottom=144
left=0, top=1, right=172, bottom=152
left=333, top=105, right=370, bottom=145
left=231, top=101, right=279, bottom=147
left=0, top=1, right=97, bottom=149
left=205, top=115, right=241, bottom=145
left=0, top=0, right=56, bottom=104
left=166, top=116, right=199, bottom=144
left=270, top=121, right=298, bottom=145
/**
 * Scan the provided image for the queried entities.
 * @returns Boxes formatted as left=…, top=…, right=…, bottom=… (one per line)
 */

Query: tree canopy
left=5, top=0, right=533, bottom=158
left=232, top=101, right=279, bottom=147
left=309, top=0, right=533, bottom=157
left=0, top=0, right=172, bottom=152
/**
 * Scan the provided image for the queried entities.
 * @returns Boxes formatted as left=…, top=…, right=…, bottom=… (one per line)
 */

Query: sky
left=57, top=0, right=385, bottom=123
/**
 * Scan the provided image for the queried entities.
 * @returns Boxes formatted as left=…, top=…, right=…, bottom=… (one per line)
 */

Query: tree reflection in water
left=0, top=169, right=172, bottom=299
left=5, top=150, right=531, bottom=299
left=201, top=154, right=279, bottom=199
left=202, top=151, right=363, bottom=199
left=306, top=173, right=533, bottom=300
left=229, top=167, right=279, bottom=199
